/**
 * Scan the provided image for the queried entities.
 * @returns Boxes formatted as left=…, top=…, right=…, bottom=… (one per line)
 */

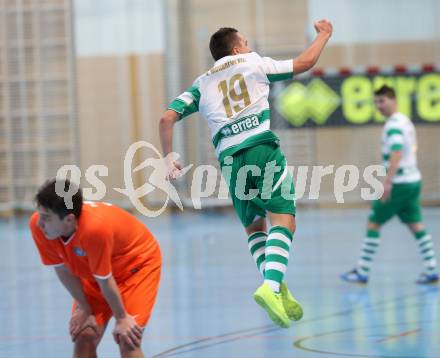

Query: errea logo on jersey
left=221, top=127, right=232, bottom=137
left=213, top=111, right=269, bottom=146
left=230, top=115, right=260, bottom=135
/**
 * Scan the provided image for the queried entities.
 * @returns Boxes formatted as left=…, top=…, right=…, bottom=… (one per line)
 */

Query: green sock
left=248, top=231, right=267, bottom=277
left=264, top=226, right=293, bottom=293
left=414, top=230, right=437, bottom=274
left=357, top=229, right=380, bottom=277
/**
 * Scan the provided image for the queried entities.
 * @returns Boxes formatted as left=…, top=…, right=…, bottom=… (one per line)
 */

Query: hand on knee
left=75, top=326, right=99, bottom=344
left=74, top=327, right=99, bottom=357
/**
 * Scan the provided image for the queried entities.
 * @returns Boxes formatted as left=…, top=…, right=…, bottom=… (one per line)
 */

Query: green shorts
left=369, top=181, right=423, bottom=225
left=220, top=143, right=296, bottom=228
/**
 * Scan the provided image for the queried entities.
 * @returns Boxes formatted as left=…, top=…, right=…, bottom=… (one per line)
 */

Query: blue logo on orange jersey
left=73, top=247, right=87, bottom=257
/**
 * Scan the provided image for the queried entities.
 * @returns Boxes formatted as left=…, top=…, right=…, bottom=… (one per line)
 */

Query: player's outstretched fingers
left=127, top=330, right=141, bottom=348
left=118, top=334, right=134, bottom=350
left=133, top=325, right=143, bottom=340
left=112, top=331, right=140, bottom=348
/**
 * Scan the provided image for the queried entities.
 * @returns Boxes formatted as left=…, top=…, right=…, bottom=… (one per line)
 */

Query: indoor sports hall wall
left=1, top=0, right=439, bottom=214
left=166, top=0, right=440, bottom=207
left=0, top=0, right=78, bottom=213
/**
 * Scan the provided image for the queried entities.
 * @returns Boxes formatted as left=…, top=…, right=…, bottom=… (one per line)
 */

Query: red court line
left=376, top=329, right=420, bottom=343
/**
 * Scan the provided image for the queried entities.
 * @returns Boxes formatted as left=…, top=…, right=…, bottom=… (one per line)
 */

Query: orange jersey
left=29, top=202, right=160, bottom=283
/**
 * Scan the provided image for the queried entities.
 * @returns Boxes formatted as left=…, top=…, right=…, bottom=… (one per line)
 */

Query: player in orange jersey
left=29, top=179, right=161, bottom=358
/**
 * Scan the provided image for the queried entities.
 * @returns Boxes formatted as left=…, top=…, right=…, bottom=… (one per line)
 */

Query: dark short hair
left=209, top=27, right=239, bottom=61
left=35, top=179, right=83, bottom=219
left=374, top=85, right=396, bottom=99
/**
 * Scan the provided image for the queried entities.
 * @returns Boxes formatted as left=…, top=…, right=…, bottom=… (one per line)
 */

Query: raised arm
left=292, top=19, right=333, bottom=74
left=159, top=82, right=200, bottom=178
left=159, top=109, right=180, bottom=158
left=159, top=109, right=183, bottom=179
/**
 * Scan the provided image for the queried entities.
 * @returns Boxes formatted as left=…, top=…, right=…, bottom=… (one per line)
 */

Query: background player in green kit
left=341, top=85, right=439, bottom=285
left=159, top=20, right=333, bottom=328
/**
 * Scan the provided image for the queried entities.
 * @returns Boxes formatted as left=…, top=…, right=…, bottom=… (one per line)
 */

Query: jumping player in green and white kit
left=159, top=20, right=333, bottom=328
left=341, top=85, right=438, bottom=285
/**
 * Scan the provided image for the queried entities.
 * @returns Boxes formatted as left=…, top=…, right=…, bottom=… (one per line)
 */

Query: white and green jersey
left=382, top=112, right=421, bottom=183
left=168, top=52, right=293, bottom=161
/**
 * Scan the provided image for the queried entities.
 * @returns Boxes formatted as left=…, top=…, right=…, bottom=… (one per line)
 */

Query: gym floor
left=1, top=207, right=439, bottom=357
